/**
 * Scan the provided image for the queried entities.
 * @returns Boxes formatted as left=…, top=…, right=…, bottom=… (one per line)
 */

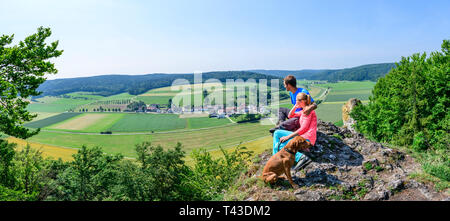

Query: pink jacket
left=294, top=110, right=317, bottom=145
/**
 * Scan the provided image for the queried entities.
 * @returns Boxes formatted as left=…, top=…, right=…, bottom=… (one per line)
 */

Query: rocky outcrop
left=225, top=119, right=449, bottom=201
left=342, top=98, right=361, bottom=133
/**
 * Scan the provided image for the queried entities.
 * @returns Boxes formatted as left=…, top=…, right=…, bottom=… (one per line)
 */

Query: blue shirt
left=289, top=88, right=314, bottom=112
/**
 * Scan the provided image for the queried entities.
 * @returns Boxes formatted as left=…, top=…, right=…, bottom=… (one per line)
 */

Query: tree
left=0, top=27, right=63, bottom=139
left=54, top=145, right=123, bottom=201
left=0, top=139, right=16, bottom=188
left=351, top=39, right=449, bottom=150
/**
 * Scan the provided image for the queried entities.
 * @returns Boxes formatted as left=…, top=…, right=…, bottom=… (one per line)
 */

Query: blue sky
left=1, top=0, right=449, bottom=79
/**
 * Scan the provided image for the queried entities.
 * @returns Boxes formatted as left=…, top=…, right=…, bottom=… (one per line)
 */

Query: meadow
left=23, top=112, right=83, bottom=128
left=25, top=121, right=273, bottom=158
left=314, top=81, right=375, bottom=123
left=25, top=112, right=233, bottom=133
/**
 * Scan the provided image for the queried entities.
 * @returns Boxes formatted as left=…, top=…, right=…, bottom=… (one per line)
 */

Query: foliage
left=50, top=145, right=123, bottom=201
left=186, top=145, right=254, bottom=200
left=126, top=101, right=147, bottom=112
left=351, top=40, right=449, bottom=151
left=0, top=27, right=63, bottom=138
left=0, top=137, right=253, bottom=201
left=253, top=63, right=395, bottom=82
left=0, top=139, right=17, bottom=188
left=230, top=114, right=262, bottom=123
left=351, top=40, right=449, bottom=185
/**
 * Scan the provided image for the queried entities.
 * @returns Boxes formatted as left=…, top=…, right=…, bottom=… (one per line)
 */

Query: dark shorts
left=277, top=107, right=300, bottom=132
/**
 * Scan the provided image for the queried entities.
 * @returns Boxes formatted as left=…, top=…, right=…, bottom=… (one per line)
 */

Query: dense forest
left=351, top=40, right=449, bottom=187
left=251, top=63, right=396, bottom=82
left=35, top=71, right=285, bottom=97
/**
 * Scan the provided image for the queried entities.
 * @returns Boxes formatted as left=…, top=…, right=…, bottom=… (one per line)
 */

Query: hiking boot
left=269, top=126, right=280, bottom=136
left=298, top=148, right=316, bottom=161
left=293, top=155, right=312, bottom=171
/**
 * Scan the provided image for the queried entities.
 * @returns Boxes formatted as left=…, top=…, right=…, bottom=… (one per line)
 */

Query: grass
left=315, top=81, right=376, bottom=91
left=109, top=113, right=187, bottom=132
left=380, top=142, right=449, bottom=193
left=310, top=81, right=376, bottom=123
left=27, top=97, right=93, bottom=112
left=186, top=117, right=232, bottom=129
left=6, top=137, right=77, bottom=162
left=82, top=113, right=126, bottom=132
left=24, top=113, right=83, bottom=128
left=315, top=103, right=345, bottom=123
left=26, top=112, right=238, bottom=133
left=47, top=113, right=126, bottom=132
left=27, top=112, right=61, bottom=122
left=26, top=121, right=273, bottom=158
left=325, top=91, right=372, bottom=102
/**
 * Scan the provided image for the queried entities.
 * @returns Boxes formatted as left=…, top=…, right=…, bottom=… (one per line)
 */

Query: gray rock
left=295, top=191, right=325, bottom=201
left=364, top=187, right=389, bottom=201
left=387, top=179, right=404, bottom=193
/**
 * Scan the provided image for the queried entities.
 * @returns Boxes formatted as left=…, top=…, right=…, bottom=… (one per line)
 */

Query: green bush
left=412, top=132, right=428, bottom=152
left=186, top=146, right=253, bottom=200
left=350, top=39, right=449, bottom=186
left=351, top=39, right=449, bottom=150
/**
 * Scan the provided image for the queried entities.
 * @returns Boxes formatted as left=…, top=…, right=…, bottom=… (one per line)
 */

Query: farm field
left=25, top=121, right=273, bottom=158
left=24, top=111, right=233, bottom=133
left=48, top=113, right=124, bottom=132
left=27, top=97, right=94, bottom=112
left=314, top=81, right=375, bottom=123
left=109, top=113, right=187, bottom=132
left=24, top=112, right=83, bottom=129
left=28, top=112, right=61, bottom=122
left=186, top=116, right=231, bottom=129
left=6, top=136, right=78, bottom=162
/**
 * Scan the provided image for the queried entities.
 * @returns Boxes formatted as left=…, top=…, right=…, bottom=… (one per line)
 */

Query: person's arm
left=302, top=102, right=317, bottom=116
left=288, top=104, right=300, bottom=118
left=294, top=112, right=313, bottom=136
left=279, top=111, right=312, bottom=143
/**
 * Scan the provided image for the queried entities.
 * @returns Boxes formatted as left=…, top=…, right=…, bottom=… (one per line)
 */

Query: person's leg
left=269, top=107, right=291, bottom=136
left=273, top=129, right=292, bottom=155
left=277, top=107, right=291, bottom=125
left=272, top=130, right=304, bottom=161
left=295, top=152, right=302, bottom=163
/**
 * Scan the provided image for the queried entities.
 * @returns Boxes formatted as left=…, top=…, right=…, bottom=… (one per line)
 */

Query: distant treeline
left=36, top=71, right=284, bottom=98
left=251, top=63, right=396, bottom=82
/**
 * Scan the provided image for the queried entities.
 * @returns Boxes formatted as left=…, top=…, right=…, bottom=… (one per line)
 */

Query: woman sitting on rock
left=272, top=92, right=318, bottom=170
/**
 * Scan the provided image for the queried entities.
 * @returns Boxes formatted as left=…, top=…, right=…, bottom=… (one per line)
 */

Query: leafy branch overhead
left=0, top=27, right=63, bottom=139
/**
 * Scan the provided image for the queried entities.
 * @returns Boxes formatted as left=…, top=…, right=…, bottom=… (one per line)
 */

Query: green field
left=24, top=113, right=83, bottom=128
left=26, top=121, right=273, bottom=157
left=315, top=81, right=376, bottom=91
left=25, top=111, right=233, bottom=133
left=109, top=114, right=187, bottom=132
left=27, top=96, right=94, bottom=112
left=315, top=81, right=375, bottom=123
left=186, top=117, right=232, bottom=129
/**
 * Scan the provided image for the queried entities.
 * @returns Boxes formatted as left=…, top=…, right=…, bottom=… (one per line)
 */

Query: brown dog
left=261, top=136, right=311, bottom=188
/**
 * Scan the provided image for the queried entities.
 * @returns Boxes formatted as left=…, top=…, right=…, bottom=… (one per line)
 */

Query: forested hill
left=36, top=71, right=283, bottom=97
left=251, top=63, right=396, bottom=82
left=37, top=63, right=395, bottom=98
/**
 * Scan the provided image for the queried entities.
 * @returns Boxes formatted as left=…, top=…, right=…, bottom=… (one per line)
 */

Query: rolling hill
left=250, top=63, right=396, bottom=82
left=36, top=71, right=284, bottom=98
